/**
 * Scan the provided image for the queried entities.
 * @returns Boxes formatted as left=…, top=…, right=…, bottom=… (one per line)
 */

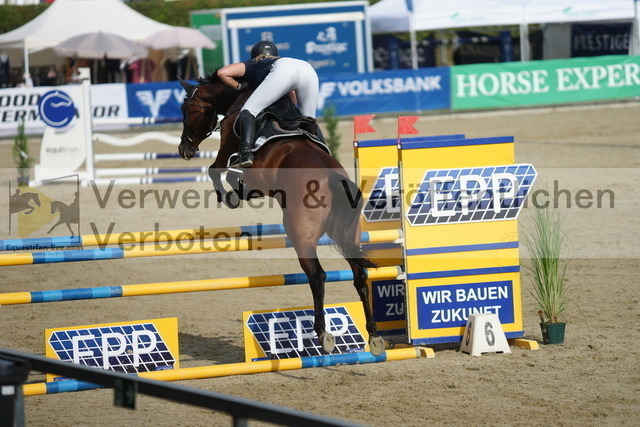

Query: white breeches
left=242, top=57, right=320, bottom=118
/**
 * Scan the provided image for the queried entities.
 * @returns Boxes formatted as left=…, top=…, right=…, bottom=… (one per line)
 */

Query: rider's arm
left=217, top=62, right=247, bottom=90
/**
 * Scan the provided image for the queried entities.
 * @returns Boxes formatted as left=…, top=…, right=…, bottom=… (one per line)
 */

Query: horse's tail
left=326, top=173, right=377, bottom=269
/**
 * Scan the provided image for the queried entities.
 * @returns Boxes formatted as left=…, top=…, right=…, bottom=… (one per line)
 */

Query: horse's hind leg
left=290, top=235, right=335, bottom=353
left=347, top=259, right=386, bottom=356
left=299, top=256, right=335, bottom=353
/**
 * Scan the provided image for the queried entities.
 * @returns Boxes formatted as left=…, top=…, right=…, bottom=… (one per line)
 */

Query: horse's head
left=178, top=74, right=239, bottom=161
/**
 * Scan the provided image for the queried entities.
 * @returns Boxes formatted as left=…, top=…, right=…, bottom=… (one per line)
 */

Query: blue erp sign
left=406, top=164, right=537, bottom=226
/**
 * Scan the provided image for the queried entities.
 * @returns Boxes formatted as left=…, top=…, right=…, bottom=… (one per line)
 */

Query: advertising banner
left=571, top=23, right=631, bottom=57
left=221, top=2, right=371, bottom=74
left=319, top=67, right=450, bottom=116
left=452, top=54, right=640, bottom=110
left=125, top=81, right=184, bottom=121
left=0, top=83, right=128, bottom=137
left=237, top=22, right=359, bottom=74
left=45, top=317, right=179, bottom=382
left=242, top=302, right=369, bottom=362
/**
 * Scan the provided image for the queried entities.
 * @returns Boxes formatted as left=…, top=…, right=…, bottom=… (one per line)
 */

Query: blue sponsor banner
left=372, top=279, right=406, bottom=323
left=121, top=68, right=450, bottom=121
left=125, top=82, right=185, bottom=120
left=417, top=281, right=514, bottom=330
left=238, top=22, right=359, bottom=74
left=319, top=67, right=450, bottom=116
left=223, top=2, right=370, bottom=74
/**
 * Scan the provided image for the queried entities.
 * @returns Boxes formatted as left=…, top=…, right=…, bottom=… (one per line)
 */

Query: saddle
left=226, top=97, right=330, bottom=201
left=231, top=96, right=329, bottom=164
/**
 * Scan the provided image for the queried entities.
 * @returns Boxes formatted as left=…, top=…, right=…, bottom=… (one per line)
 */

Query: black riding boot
left=237, top=110, right=256, bottom=168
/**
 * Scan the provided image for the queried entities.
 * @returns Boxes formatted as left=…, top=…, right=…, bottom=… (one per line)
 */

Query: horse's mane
left=196, top=70, right=222, bottom=85
left=195, top=69, right=247, bottom=87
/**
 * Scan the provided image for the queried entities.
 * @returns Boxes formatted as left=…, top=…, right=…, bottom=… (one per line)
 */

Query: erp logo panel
left=45, top=318, right=178, bottom=380
left=245, top=305, right=367, bottom=360
left=362, top=167, right=401, bottom=223
left=417, top=281, right=515, bottom=330
left=406, top=164, right=537, bottom=226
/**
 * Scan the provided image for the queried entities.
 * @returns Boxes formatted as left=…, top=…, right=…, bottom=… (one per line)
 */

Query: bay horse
left=177, top=74, right=385, bottom=356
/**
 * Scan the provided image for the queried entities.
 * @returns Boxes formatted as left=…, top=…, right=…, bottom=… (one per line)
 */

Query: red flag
left=398, top=116, right=419, bottom=135
left=353, top=115, right=376, bottom=135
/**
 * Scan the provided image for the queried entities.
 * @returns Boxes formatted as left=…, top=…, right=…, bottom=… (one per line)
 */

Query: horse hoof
left=224, top=192, right=241, bottom=209
left=369, top=336, right=386, bottom=356
left=319, top=332, right=335, bottom=353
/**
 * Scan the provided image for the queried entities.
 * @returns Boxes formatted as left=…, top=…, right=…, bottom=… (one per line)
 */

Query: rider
left=217, top=40, right=320, bottom=167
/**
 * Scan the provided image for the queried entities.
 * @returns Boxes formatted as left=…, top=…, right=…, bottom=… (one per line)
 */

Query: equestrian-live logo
left=8, top=177, right=80, bottom=238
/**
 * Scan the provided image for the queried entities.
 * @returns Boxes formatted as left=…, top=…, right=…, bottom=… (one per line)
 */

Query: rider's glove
left=236, top=81, right=248, bottom=92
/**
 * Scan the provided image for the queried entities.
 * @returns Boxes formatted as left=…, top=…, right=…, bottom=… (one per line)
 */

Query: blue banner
left=223, top=3, right=370, bottom=74
left=318, top=67, right=450, bottom=116
left=125, top=81, right=185, bottom=120
left=417, top=281, right=515, bottom=330
left=372, top=279, right=406, bottom=323
left=238, top=23, right=359, bottom=74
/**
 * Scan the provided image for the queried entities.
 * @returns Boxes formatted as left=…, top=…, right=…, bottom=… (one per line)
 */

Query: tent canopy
left=369, top=0, right=638, bottom=66
left=370, top=0, right=523, bottom=34
left=370, top=0, right=636, bottom=33
left=0, top=0, right=171, bottom=52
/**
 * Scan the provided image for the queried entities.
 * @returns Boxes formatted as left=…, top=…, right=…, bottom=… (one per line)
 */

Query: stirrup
left=228, top=153, right=252, bottom=169
left=237, top=152, right=254, bottom=168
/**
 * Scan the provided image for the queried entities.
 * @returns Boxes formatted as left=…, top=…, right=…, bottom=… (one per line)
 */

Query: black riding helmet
left=251, top=41, right=279, bottom=58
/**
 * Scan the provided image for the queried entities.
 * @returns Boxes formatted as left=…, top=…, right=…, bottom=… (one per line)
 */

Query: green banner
left=190, top=10, right=224, bottom=74
left=452, top=55, right=640, bottom=110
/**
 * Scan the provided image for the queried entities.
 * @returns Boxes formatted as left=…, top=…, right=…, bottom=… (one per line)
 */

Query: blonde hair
left=254, top=53, right=279, bottom=61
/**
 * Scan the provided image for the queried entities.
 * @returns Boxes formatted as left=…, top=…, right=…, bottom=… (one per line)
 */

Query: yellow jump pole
left=23, top=347, right=431, bottom=396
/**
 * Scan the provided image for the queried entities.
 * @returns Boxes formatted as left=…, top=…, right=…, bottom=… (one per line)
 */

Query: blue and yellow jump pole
left=0, top=266, right=402, bottom=306
left=23, top=347, right=432, bottom=396
left=0, top=223, right=287, bottom=251
left=0, top=229, right=403, bottom=267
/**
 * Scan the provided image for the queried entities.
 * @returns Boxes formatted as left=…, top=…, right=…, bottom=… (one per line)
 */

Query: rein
left=183, top=87, right=219, bottom=152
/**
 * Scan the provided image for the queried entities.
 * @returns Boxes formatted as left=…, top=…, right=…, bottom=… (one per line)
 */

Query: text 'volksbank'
left=319, top=75, right=442, bottom=108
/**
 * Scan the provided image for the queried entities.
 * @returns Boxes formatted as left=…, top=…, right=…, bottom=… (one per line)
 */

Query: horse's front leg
left=65, top=222, right=76, bottom=237
left=208, top=164, right=241, bottom=209
left=47, top=221, right=62, bottom=234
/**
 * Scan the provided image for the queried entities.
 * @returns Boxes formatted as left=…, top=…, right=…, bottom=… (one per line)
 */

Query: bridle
left=182, top=86, right=219, bottom=153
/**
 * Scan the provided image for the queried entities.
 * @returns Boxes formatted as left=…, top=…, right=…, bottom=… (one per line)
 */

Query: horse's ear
left=178, top=77, right=195, bottom=94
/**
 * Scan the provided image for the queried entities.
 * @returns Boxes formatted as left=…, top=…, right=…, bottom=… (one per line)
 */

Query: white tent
left=369, top=0, right=638, bottom=67
left=0, top=0, right=171, bottom=76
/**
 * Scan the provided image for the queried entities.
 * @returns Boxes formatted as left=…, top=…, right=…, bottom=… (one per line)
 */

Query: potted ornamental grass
left=521, top=203, right=569, bottom=345
left=13, top=119, right=34, bottom=186
left=322, top=103, right=341, bottom=162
